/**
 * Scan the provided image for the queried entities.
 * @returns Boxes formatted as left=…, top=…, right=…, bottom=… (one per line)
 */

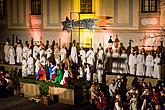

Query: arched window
left=31, top=0, right=41, bottom=15
left=80, top=0, right=92, bottom=14
left=142, top=0, right=157, bottom=12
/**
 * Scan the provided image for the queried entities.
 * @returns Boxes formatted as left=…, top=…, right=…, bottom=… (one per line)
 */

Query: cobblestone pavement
left=0, top=96, right=96, bottom=110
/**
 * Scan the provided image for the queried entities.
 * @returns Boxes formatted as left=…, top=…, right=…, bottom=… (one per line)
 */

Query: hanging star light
left=62, top=17, right=98, bottom=32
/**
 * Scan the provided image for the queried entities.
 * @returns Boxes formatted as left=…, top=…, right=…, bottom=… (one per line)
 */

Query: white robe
left=78, top=67, right=84, bottom=78
left=9, top=47, right=15, bottom=65
left=40, top=56, right=46, bottom=66
left=130, top=97, right=137, bottom=110
left=33, top=46, right=39, bottom=59
left=115, top=101, right=124, bottom=110
left=153, top=57, right=160, bottom=79
left=27, top=57, right=34, bottom=75
left=28, top=49, right=32, bottom=58
left=85, top=65, right=91, bottom=81
left=71, top=46, right=78, bottom=63
left=4, top=44, right=10, bottom=62
left=98, top=49, right=104, bottom=61
left=35, top=59, right=40, bottom=74
left=60, top=70, right=69, bottom=85
left=39, top=49, right=45, bottom=59
left=86, top=50, right=95, bottom=65
left=22, top=59, right=27, bottom=77
left=97, top=63, right=103, bottom=83
left=136, top=54, right=145, bottom=76
left=54, top=47, right=60, bottom=63
left=79, top=49, right=86, bottom=64
left=119, top=53, right=129, bottom=74
left=145, top=55, right=154, bottom=77
left=23, top=46, right=29, bottom=59
left=112, top=52, right=120, bottom=73
left=46, top=48, right=52, bottom=59
left=60, top=48, right=67, bottom=61
left=16, top=46, right=23, bottom=63
left=129, top=54, right=136, bottom=75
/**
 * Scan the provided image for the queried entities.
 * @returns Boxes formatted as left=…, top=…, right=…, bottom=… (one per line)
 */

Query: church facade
left=0, top=0, right=165, bottom=50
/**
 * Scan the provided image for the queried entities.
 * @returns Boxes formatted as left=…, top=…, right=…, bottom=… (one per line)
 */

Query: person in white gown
left=112, top=49, right=120, bottom=73
left=97, top=48, right=104, bottom=65
left=145, top=52, right=154, bottom=77
left=119, top=50, right=129, bottom=74
left=86, top=48, right=95, bottom=66
left=40, top=54, right=46, bottom=67
left=129, top=51, right=137, bottom=75
left=153, top=54, right=161, bottom=79
left=85, top=64, right=91, bottom=82
left=27, top=54, right=34, bottom=75
left=54, top=43, right=60, bottom=64
left=60, top=67, right=69, bottom=86
left=70, top=44, right=78, bottom=63
left=16, top=44, right=23, bottom=64
left=136, top=51, right=145, bottom=76
left=35, top=56, right=40, bottom=80
left=33, top=44, right=39, bottom=60
left=22, top=57, right=27, bottom=77
left=79, top=46, right=86, bottom=65
left=4, top=42, right=10, bottom=63
left=39, top=47, right=45, bottom=60
left=23, top=44, right=29, bottom=60
left=96, top=60, right=104, bottom=84
left=45, top=45, right=52, bottom=59
left=9, top=46, right=15, bottom=65
left=60, top=45, right=67, bottom=61
left=78, top=66, right=84, bottom=79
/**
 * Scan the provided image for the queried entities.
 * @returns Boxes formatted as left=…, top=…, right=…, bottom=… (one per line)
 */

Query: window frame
left=80, top=0, right=93, bottom=14
left=31, top=0, right=41, bottom=15
left=142, top=0, right=157, bottom=13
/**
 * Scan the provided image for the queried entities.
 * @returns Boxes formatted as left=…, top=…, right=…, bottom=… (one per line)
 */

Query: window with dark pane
left=0, top=0, right=5, bottom=16
left=31, top=0, right=41, bottom=15
left=80, top=0, right=92, bottom=13
left=142, top=0, right=157, bottom=12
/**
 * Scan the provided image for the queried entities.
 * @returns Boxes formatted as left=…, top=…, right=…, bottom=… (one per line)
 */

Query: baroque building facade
left=0, top=0, right=165, bottom=50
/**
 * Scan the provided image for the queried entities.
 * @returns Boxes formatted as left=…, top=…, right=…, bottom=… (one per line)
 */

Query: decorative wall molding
left=112, top=0, right=133, bottom=27
left=47, top=0, right=61, bottom=27
left=10, top=0, right=26, bottom=27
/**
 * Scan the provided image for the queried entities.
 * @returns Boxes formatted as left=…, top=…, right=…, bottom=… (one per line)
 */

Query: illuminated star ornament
left=62, top=17, right=98, bottom=32
left=62, top=17, right=73, bottom=32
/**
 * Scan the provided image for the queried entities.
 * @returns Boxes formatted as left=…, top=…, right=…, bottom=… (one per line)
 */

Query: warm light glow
left=140, top=32, right=161, bottom=51
left=59, top=31, right=70, bottom=48
left=29, top=16, right=43, bottom=44
left=80, top=29, right=93, bottom=48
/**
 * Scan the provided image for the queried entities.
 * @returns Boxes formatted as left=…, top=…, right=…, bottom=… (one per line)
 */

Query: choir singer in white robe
left=79, top=46, right=86, bottom=65
left=33, top=44, right=39, bottom=60
left=27, top=54, right=34, bottom=75
left=60, top=45, right=67, bottom=61
left=70, top=44, right=78, bottom=63
left=46, top=45, right=52, bottom=59
left=9, top=46, right=15, bottom=65
left=145, top=52, right=154, bottom=77
left=16, top=44, right=23, bottom=64
left=112, top=49, right=120, bottom=73
left=22, top=57, right=27, bottom=77
left=86, top=48, right=95, bottom=66
left=4, top=42, right=10, bottom=63
left=153, top=54, right=161, bottom=79
left=128, top=51, right=137, bottom=75
left=136, top=51, right=145, bottom=76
